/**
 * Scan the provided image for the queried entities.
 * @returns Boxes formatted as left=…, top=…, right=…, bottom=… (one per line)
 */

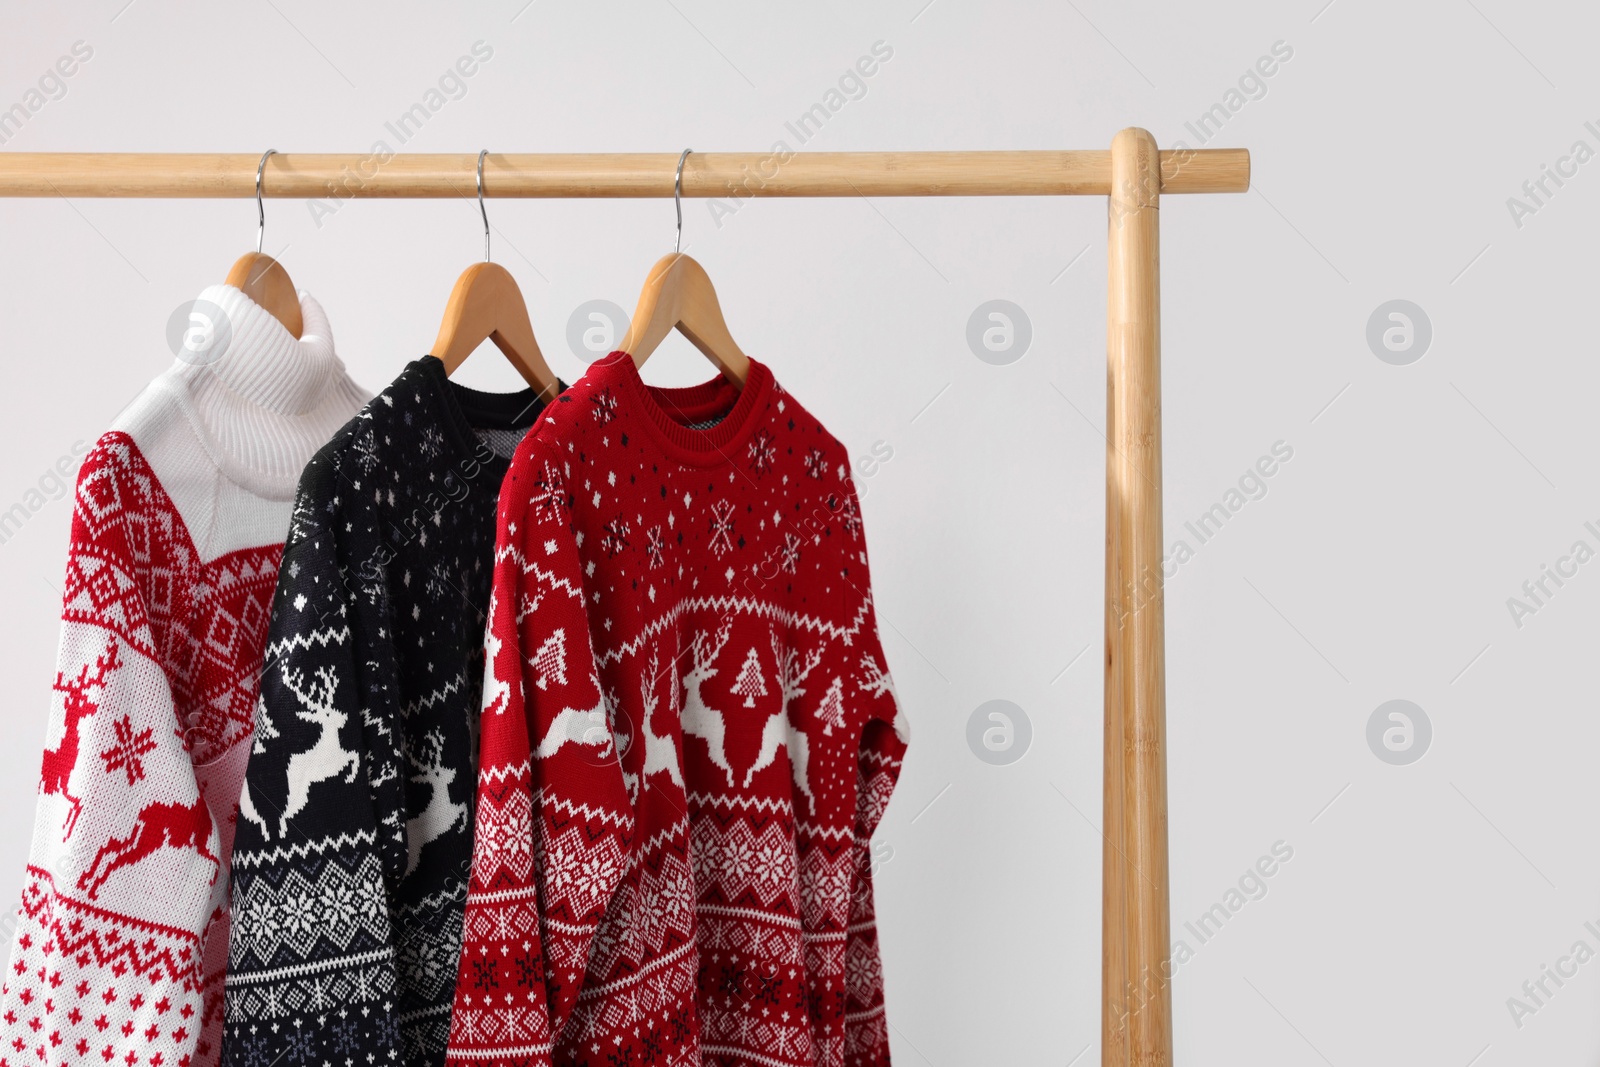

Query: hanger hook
left=477, top=149, right=492, bottom=263
left=674, top=148, right=692, bottom=254
left=254, top=149, right=276, bottom=255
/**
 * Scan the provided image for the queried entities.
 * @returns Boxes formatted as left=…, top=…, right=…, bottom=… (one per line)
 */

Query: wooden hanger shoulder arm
left=225, top=252, right=303, bottom=339
left=621, top=253, right=749, bottom=385
left=430, top=262, right=560, bottom=400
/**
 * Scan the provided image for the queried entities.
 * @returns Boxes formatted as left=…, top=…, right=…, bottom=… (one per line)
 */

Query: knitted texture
left=0, top=288, right=368, bottom=1067
left=445, top=353, right=908, bottom=1067
left=223, top=358, right=548, bottom=1067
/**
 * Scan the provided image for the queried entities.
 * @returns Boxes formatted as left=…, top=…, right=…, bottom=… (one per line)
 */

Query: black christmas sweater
left=222, top=357, right=551, bottom=1067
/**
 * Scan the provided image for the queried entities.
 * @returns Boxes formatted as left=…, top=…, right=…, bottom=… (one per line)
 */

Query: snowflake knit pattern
left=446, top=353, right=908, bottom=1067
left=0, top=285, right=369, bottom=1067
left=223, top=357, right=550, bottom=1067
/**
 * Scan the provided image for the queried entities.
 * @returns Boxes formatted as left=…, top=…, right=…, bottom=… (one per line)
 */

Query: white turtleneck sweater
left=0, top=285, right=369, bottom=1067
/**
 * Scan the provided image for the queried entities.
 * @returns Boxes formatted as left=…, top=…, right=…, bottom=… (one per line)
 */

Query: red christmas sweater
left=446, top=353, right=908, bottom=1067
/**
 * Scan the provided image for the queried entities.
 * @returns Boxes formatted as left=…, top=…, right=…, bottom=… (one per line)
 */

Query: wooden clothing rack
left=0, top=129, right=1251, bottom=1066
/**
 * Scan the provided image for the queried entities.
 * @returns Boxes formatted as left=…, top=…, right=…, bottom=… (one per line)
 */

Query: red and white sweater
left=447, top=353, right=908, bottom=1067
left=0, top=286, right=368, bottom=1067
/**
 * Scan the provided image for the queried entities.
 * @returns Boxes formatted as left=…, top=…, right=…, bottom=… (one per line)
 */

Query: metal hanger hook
left=254, top=149, right=276, bottom=254
left=674, top=148, right=692, bottom=254
left=477, top=149, right=492, bottom=263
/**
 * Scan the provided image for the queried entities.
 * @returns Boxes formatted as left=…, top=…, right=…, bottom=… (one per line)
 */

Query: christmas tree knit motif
left=446, top=352, right=909, bottom=1067
left=732, top=646, right=768, bottom=707
left=816, top=676, right=848, bottom=736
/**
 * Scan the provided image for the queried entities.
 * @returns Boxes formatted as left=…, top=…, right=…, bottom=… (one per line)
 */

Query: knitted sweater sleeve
left=446, top=443, right=636, bottom=1067
left=0, top=438, right=228, bottom=1067
left=839, top=475, right=907, bottom=1064
left=223, top=463, right=405, bottom=1066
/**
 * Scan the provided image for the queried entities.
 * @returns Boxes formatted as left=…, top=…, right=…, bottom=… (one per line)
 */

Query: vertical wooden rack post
left=0, top=129, right=1250, bottom=1065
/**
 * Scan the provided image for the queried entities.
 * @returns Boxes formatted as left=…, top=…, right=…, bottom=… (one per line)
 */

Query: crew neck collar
left=413, top=355, right=549, bottom=479
left=603, top=351, right=772, bottom=467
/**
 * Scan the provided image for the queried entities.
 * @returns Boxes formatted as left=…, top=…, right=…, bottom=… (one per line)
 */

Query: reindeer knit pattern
left=0, top=286, right=369, bottom=1067
left=446, top=353, right=908, bottom=1067
left=222, top=357, right=550, bottom=1067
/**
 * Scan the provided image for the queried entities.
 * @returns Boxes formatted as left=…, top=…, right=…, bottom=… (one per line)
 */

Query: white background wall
left=3, top=2, right=1597, bottom=1063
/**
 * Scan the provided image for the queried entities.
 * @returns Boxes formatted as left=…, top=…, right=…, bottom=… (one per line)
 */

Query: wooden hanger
left=227, top=256, right=302, bottom=338
left=429, top=151, right=560, bottom=402
left=618, top=150, right=749, bottom=386
left=227, top=150, right=303, bottom=338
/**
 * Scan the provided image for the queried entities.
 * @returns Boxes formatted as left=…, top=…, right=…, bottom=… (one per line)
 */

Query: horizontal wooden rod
left=0, top=150, right=1249, bottom=198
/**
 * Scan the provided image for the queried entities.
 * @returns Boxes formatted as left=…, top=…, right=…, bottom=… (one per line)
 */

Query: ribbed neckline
left=184, top=284, right=337, bottom=414
left=157, top=284, right=368, bottom=500
left=413, top=355, right=548, bottom=480
left=603, top=351, right=772, bottom=466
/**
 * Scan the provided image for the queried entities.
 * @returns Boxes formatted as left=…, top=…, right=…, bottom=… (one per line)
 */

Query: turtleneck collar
left=154, top=284, right=370, bottom=500
left=176, top=284, right=338, bottom=415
